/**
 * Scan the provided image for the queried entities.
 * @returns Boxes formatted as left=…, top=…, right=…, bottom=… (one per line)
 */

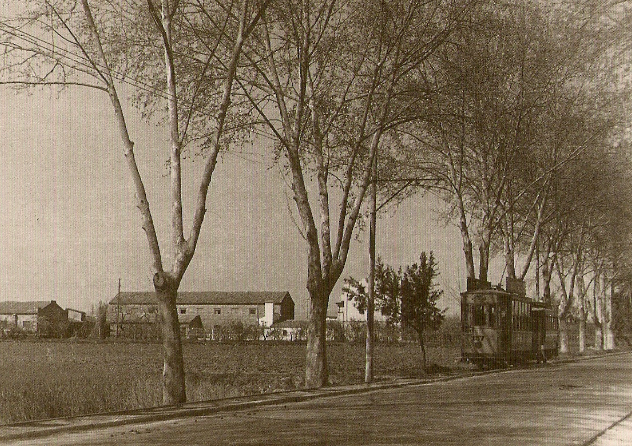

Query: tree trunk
left=594, top=324, right=603, bottom=350
left=593, top=276, right=603, bottom=350
left=154, top=272, right=186, bottom=405
left=479, top=241, right=490, bottom=283
left=518, top=192, right=547, bottom=281
left=577, top=276, right=585, bottom=354
left=418, top=331, right=427, bottom=371
left=604, top=273, right=614, bottom=350
left=542, top=263, right=552, bottom=304
left=504, top=234, right=516, bottom=280
left=456, top=196, right=476, bottom=279
left=558, top=317, right=569, bottom=355
left=578, top=311, right=585, bottom=354
left=305, top=286, right=328, bottom=388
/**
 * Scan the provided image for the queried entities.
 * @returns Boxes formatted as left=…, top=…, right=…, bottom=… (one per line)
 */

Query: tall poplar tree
left=0, top=0, right=268, bottom=404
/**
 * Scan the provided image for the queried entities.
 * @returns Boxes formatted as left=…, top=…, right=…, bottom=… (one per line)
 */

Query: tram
left=461, top=278, right=558, bottom=368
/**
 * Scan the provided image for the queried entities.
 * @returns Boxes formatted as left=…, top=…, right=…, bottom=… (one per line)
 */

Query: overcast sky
left=0, top=86, right=471, bottom=317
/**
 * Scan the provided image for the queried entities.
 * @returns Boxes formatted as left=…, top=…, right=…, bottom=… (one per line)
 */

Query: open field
left=0, top=340, right=463, bottom=425
left=0, top=316, right=604, bottom=426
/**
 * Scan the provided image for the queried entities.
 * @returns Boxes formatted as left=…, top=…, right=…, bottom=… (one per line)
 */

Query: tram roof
left=461, top=288, right=535, bottom=301
left=464, top=289, right=553, bottom=306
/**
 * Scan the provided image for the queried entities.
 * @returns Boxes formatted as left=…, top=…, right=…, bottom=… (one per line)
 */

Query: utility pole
left=116, top=278, right=121, bottom=337
left=535, top=238, right=540, bottom=301
left=366, top=151, right=377, bottom=384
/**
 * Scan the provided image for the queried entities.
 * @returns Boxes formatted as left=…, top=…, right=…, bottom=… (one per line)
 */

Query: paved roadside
left=0, top=350, right=628, bottom=445
left=0, top=376, right=455, bottom=443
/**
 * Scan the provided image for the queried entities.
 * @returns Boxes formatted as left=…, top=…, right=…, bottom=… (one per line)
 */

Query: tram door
left=498, top=295, right=511, bottom=362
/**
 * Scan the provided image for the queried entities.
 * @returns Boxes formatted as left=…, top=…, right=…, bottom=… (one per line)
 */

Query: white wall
left=336, top=280, right=387, bottom=323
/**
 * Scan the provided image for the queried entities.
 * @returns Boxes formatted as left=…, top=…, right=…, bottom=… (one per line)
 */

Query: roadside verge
left=0, top=349, right=626, bottom=443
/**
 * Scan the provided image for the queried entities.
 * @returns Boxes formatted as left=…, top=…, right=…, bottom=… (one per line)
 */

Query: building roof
left=0, top=301, right=54, bottom=315
left=109, top=291, right=292, bottom=306
left=67, top=308, right=86, bottom=315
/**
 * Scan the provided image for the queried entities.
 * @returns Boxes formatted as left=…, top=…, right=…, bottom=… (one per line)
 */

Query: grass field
left=0, top=316, right=603, bottom=425
left=0, top=340, right=462, bottom=425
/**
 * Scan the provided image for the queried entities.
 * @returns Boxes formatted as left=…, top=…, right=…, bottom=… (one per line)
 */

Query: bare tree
left=233, top=0, right=465, bottom=388
left=0, top=0, right=267, bottom=404
left=398, top=0, right=621, bottom=287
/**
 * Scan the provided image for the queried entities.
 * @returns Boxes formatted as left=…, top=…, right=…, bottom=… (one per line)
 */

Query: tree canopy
left=344, top=252, right=445, bottom=368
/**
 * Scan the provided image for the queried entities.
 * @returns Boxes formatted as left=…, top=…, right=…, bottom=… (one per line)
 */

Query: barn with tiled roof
left=108, top=291, right=294, bottom=340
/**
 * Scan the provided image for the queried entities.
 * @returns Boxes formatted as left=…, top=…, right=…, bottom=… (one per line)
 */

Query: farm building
left=336, top=279, right=388, bottom=323
left=67, top=308, right=91, bottom=337
left=67, top=308, right=86, bottom=322
left=37, top=301, right=70, bottom=337
left=268, top=319, right=307, bottom=341
left=0, top=300, right=69, bottom=337
left=108, top=291, right=295, bottom=339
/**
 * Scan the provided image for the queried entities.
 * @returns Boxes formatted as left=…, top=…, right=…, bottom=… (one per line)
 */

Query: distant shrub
left=326, top=320, right=346, bottom=342
left=69, top=320, right=95, bottom=339
left=37, top=317, right=70, bottom=338
left=332, top=318, right=459, bottom=346
left=90, top=301, right=110, bottom=339
left=344, top=321, right=366, bottom=343
left=6, top=326, right=26, bottom=339
left=242, top=324, right=263, bottom=341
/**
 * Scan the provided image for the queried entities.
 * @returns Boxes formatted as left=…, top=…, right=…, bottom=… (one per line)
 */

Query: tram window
left=472, top=304, right=496, bottom=327
left=464, top=304, right=474, bottom=327
left=512, top=301, right=518, bottom=330
left=525, top=304, right=531, bottom=331
left=489, top=305, right=496, bottom=327
left=474, top=305, right=485, bottom=326
left=513, top=301, right=532, bottom=331
left=512, top=302, right=516, bottom=330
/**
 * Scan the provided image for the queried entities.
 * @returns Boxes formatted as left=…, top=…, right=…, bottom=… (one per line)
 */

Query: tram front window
left=473, top=303, right=496, bottom=327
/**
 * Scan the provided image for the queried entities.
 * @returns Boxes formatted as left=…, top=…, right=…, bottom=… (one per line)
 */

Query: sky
left=0, top=86, right=470, bottom=318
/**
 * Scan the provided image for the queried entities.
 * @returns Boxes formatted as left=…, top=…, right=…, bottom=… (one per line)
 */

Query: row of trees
left=373, top=1, right=632, bottom=356
left=1, top=0, right=631, bottom=403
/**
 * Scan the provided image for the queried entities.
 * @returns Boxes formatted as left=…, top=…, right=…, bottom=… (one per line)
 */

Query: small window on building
left=180, top=308, right=186, bottom=314
left=249, top=308, right=257, bottom=315
left=214, top=308, right=221, bottom=315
